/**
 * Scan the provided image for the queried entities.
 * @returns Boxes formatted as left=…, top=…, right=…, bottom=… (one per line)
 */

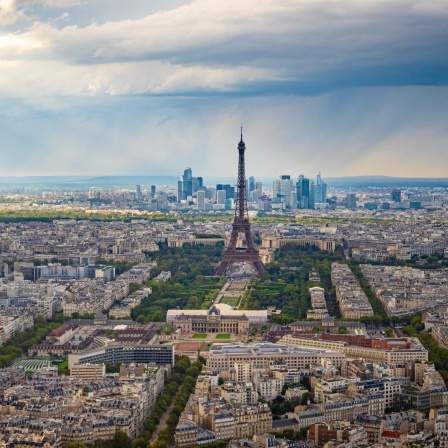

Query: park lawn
left=58, top=358, right=68, bottom=369
left=216, top=334, right=231, bottom=339
left=192, top=333, right=207, bottom=339
left=57, top=358, right=70, bottom=375
left=219, top=296, right=240, bottom=307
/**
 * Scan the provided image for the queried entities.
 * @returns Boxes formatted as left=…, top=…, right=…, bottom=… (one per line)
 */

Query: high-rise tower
left=216, top=130, right=264, bottom=276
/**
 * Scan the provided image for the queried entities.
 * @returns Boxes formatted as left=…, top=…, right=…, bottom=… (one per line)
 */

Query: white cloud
left=0, top=0, right=83, bottom=25
left=0, top=0, right=21, bottom=25
left=0, top=59, right=283, bottom=103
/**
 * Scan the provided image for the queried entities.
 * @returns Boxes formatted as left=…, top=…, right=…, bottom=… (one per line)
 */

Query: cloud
left=0, top=1, right=447, bottom=178
left=1, top=0, right=447, bottom=100
left=0, top=0, right=21, bottom=25
left=0, top=0, right=83, bottom=26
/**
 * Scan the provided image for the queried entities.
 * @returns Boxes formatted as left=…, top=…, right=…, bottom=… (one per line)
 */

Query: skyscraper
left=216, top=190, right=226, bottom=205
left=177, top=168, right=204, bottom=202
left=216, top=184, right=235, bottom=200
left=151, top=185, right=156, bottom=198
left=182, top=167, right=193, bottom=199
left=136, top=184, right=142, bottom=202
left=197, top=190, right=205, bottom=211
left=346, top=193, right=357, bottom=209
left=207, top=187, right=216, bottom=201
left=309, top=180, right=315, bottom=208
left=273, top=175, right=293, bottom=206
left=249, top=176, right=255, bottom=192
left=296, top=175, right=310, bottom=208
left=391, top=188, right=402, bottom=203
left=315, top=172, right=328, bottom=204
left=289, top=191, right=297, bottom=209
left=250, top=181, right=262, bottom=202
left=177, top=181, right=183, bottom=202
left=250, top=189, right=261, bottom=202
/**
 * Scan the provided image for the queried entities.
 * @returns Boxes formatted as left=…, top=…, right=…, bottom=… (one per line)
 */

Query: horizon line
left=1, top=174, right=448, bottom=179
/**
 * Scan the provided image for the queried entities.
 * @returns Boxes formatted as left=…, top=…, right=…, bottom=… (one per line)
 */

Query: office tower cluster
left=133, top=184, right=156, bottom=203
left=273, top=172, right=328, bottom=209
left=176, top=167, right=329, bottom=212
left=177, top=167, right=209, bottom=210
left=177, top=167, right=263, bottom=212
left=177, top=168, right=203, bottom=201
left=247, top=176, right=263, bottom=202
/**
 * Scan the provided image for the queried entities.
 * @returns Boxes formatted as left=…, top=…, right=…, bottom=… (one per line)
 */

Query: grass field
left=57, top=358, right=68, bottom=369
left=192, top=333, right=207, bottom=339
left=57, top=358, right=70, bottom=375
left=216, top=334, right=231, bottom=339
left=219, top=296, right=240, bottom=307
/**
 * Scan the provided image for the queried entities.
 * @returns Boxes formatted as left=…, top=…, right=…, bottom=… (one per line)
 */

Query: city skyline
left=1, top=1, right=447, bottom=177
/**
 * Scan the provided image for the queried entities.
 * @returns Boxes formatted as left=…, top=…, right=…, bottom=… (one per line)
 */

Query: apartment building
left=331, top=262, right=373, bottom=319
left=206, top=343, right=346, bottom=370
left=344, top=343, right=428, bottom=364
left=313, top=377, right=349, bottom=403
left=279, top=335, right=346, bottom=352
left=306, top=287, right=329, bottom=320
left=70, top=363, right=106, bottom=381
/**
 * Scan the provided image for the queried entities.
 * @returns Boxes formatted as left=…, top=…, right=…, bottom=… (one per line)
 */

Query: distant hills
left=325, top=176, right=448, bottom=188
left=0, top=176, right=179, bottom=189
left=0, top=175, right=447, bottom=189
left=76, top=176, right=180, bottom=186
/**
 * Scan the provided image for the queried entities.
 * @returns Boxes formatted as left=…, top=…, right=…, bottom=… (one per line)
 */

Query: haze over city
left=1, top=0, right=448, bottom=177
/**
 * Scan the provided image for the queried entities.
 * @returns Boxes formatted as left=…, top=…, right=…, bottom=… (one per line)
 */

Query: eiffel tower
left=216, top=130, right=265, bottom=276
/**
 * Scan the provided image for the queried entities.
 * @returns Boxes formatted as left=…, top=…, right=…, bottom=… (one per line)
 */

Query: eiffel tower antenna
left=216, top=130, right=265, bottom=276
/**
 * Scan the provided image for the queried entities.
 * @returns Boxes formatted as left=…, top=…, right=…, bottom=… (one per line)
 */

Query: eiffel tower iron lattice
left=215, top=130, right=265, bottom=276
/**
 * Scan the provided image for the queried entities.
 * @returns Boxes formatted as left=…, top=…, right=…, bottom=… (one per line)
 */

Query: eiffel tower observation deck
left=215, top=130, right=265, bottom=276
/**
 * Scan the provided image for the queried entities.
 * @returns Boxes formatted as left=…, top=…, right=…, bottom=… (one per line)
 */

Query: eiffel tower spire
left=216, top=131, right=264, bottom=276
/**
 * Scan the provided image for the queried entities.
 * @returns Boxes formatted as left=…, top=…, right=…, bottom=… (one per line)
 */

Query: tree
left=68, top=443, right=89, bottom=448
left=186, top=296, right=200, bottom=309
left=111, top=432, right=133, bottom=448
left=301, top=392, right=313, bottom=405
left=152, top=441, right=168, bottom=448
left=218, top=377, right=224, bottom=386
left=129, top=282, right=142, bottom=294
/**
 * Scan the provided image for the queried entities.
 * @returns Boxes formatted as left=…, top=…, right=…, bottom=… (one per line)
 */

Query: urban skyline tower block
left=216, top=130, right=264, bottom=276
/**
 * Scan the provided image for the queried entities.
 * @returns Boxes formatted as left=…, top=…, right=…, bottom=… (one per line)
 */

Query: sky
left=0, top=0, right=447, bottom=178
